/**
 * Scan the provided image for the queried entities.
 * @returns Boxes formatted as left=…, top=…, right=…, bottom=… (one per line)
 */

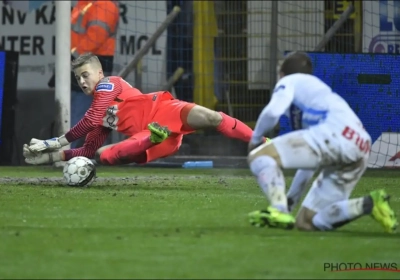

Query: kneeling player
left=24, top=53, right=262, bottom=166
left=247, top=51, right=398, bottom=233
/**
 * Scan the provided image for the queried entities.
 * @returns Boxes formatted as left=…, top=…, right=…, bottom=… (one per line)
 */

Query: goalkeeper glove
left=23, top=142, right=56, bottom=158
left=23, top=138, right=56, bottom=158
left=29, top=138, right=45, bottom=146
left=27, top=135, right=69, bottom=153
left=23, top=138, right=51, bottom=156
left=24, top=150, right=63, bottom=165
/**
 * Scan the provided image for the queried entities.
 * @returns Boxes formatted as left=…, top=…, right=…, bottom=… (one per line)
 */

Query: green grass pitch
left=0, top=166, right=399, bottom=279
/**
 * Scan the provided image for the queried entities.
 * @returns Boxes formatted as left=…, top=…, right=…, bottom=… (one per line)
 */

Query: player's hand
left=23, top=139, right=49, bottom=157
left=29, top=138, right=44, bottom=146
left=24, top=151, right=62, bottom=165
left=23, top=144, right=37, bottom=158
left=23, top=141, right=61, bottom=159
left=27, top=135, right=69, bottom=153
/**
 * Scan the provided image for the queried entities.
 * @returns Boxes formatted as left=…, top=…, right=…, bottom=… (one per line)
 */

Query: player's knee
left=95, top=144, right=115, bottom=165
left=97, top=147, right=118, bottom=165
left=97, top=145, right=124, bottom=165
left=247, top=142, right=281, bottom=167
left=248, top=155, right=278, bottom=177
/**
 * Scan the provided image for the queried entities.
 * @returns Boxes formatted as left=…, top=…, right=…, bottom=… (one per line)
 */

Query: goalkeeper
left=24, top=53, right=264, bottom=166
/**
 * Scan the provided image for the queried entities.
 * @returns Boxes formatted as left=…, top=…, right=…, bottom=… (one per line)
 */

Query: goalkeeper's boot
left=370, top=189, right=398, bottom=233
left=148, top=122, right=171, bottom=144
left=248, top=206, right=295, bottom=230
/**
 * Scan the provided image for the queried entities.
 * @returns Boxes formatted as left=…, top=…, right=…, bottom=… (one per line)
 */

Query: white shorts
left=271, top=120, right=371, bottom=212
left=273, top=120, right=371, bottom=170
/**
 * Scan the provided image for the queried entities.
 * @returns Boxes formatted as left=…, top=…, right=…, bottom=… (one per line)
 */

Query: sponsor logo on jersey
left=103, top=105, right=119, bottom=130
left=96, top=82, right=114, bottom=92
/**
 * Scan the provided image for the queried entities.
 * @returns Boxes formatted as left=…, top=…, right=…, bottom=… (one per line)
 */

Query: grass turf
left=0, top=167, right=399, bottom=279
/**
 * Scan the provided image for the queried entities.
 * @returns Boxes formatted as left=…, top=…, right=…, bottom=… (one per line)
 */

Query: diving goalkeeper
left=24, top=53, right=264, bottom=165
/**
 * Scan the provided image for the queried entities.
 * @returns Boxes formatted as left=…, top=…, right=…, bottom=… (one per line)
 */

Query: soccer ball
left=63, top=156, right=96, bottom=187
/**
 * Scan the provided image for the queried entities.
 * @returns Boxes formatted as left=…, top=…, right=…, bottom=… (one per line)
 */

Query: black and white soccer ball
left=63, top=156, right=96, bottom=187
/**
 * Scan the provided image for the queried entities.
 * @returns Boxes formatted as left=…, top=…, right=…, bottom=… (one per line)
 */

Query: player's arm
left=27, top=78, right=122, bottom=153
left=251, top=83, right=295, bottom=145
left=64, top=78, right=122, bottom=143
left=73, top=2, right=119, bottom=55
left=24, top=126, right=111, bottom=165
left=63, top=126, right=112, bottom=161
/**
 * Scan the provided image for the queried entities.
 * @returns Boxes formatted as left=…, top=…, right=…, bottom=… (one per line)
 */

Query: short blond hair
left=71, top=53, right=102, bottom=71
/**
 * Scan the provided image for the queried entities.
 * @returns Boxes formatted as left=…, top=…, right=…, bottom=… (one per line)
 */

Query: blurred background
left=0, top=0, right=399, bottom=168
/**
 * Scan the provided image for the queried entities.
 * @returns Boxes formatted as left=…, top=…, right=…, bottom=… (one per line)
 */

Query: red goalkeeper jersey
left=63, top=76, right=174, bottom=160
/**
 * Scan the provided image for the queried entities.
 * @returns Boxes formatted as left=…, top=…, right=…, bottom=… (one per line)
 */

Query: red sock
left=100, top=136, right=153, bottom=165
left=216, top=112, right=253, bottom=143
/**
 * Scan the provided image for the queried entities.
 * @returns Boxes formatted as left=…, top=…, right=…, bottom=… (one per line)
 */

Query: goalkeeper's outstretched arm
left=24, top=126, right=111, bottom=165
left=63, top=126, right=112, bottom=161
left=63, top=81, right=122, bottom=144
left=27, top=79, right=123, bottom=154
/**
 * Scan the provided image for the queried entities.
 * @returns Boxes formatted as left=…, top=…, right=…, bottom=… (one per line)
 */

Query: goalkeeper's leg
left=152, top=100, right=258, bottom=143
left=96, top=122, right=182, bottom=165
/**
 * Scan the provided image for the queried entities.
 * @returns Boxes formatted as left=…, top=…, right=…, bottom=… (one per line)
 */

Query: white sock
left=287, top=169, right=315, bottom=212
left=312, top=196, right=373, bottom=231
left=250, top=155, right=288, bottom=213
